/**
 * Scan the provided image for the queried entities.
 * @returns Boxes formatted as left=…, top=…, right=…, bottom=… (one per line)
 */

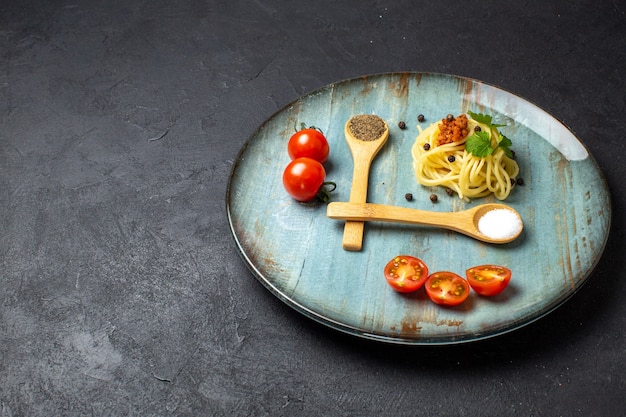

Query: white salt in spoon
left=327, top=202, right=523, bottom=244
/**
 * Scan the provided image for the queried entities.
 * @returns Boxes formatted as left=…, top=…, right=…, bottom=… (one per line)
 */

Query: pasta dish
left=411, top=112, right=519, bottom=201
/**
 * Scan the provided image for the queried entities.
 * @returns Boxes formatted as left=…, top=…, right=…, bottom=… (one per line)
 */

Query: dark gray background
left=1, top=0, right=625, bottom=416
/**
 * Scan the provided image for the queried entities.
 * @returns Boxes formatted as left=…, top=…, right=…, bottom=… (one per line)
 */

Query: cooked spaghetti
left=411, top=113, right=519, bottom=201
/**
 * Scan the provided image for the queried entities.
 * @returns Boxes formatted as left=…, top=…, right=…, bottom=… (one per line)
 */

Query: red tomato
left=425, top=271, right=470, bottom=306
left=466, top=265, right=512, bottom=296
left=287, top=128, right=329, bottom=163
left=282, top=157, right=326, bottom=202
left=383, top=255, right=429, bottom=293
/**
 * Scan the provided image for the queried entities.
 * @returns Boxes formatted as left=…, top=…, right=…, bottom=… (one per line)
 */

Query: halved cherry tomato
left=424, top=271, right=470, bottom=306
left=383, top=255, right=429, bottom=293
left=287, top=128, right=329, bottom=163
left=466, top=265, right=512, bottom=296
left=283, top=157, right=327, bottom=202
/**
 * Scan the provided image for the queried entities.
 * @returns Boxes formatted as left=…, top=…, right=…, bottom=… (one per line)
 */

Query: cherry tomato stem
left=316, top=181, right=336, bottom=203
left=295, top=122, right=323, bottom=135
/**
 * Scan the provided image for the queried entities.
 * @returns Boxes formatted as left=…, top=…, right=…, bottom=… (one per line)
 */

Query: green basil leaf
left=465, top=131, right=494, bottom=157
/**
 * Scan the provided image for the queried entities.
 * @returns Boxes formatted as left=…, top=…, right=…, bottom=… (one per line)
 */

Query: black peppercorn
left=516, top=177, right=524, bottom=185
left=398, top=121, right=406, bottom=129
left=474, top=126, right=481, bottom=132
left=423, top=143, right=431, bottom=151
left=430, top=194, right=438, bottom=203
left=445, top=188, right=454, bottom=196
left=405, top=193, right=413, bottom=201
left=446, top=114, right=454, bottom=122
left=417, top=114, right=425, bottom=122
left=447, top=155, right=455, bottom=162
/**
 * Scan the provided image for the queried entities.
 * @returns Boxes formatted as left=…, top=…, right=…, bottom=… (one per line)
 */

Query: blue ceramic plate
left=226, top=73, right=611, bottom=344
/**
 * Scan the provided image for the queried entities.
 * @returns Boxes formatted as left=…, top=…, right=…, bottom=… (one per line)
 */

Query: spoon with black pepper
left=341, top=114, right=389, bottom=251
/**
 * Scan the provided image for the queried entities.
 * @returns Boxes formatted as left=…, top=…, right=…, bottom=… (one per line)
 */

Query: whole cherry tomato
left=283, top=157, right=328, bottom=202
left=383, top=255, right=429, bottom=293
left=287, top=128, right=329, bottom=163
left=466, top=265, right=512, bottom=296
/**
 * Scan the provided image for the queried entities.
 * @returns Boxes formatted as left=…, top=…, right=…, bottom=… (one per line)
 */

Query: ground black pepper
left=348, top=115, right=387, bottom=141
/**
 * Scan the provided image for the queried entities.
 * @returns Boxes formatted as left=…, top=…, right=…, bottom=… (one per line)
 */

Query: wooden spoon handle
left=342, top=158, right=373, bottom=251
left=331, top=202, right=467, bottom=232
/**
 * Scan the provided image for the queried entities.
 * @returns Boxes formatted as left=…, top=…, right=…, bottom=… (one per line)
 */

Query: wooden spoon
left=341, top=115, right=389, bottom=251
left=328, top=202, right=523, bottom=244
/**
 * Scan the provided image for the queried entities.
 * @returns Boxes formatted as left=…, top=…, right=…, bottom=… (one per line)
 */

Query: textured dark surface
left=1, top=0, right=625, bottom=416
